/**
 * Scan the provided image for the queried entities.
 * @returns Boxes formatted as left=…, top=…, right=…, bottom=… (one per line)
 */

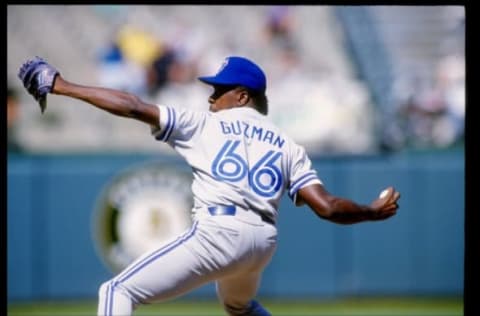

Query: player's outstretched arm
left=297, top=184, right=400, bottom=224
left=52, top=76, right=159, bottom=126
left=18, top=57, right=159, bottom=127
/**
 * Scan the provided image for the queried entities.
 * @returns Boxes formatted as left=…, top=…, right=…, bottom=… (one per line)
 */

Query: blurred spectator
left=433, top=54, right=465, bottom=146
left=145, top=28, right=201, bottom=98
left=7, top=87, right=25, bottom=153
left=97, top=25, right=162, bottom=96
left=97, top=22, right=200, bottom=101
left=385, top=54, right=465, bottom=151
left=262, top=6, right=296, bottom=48
left=145, top=48, right=176, bottom=95
left=146, top=47, right=199, bottom=96
left=116, top=25, right=161, bottom=67
left=259, top=6, right=303, bottom=81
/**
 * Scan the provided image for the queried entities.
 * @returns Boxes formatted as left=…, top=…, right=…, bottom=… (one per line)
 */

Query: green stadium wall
left=7, top=150, right=464, bottom=300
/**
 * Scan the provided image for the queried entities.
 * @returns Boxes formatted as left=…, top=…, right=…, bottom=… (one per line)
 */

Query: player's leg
left=215, top=222, right=277, bottom=316
left=216, top=271, right=271, bottom=316
left=97, top=221, right=217, bottom=316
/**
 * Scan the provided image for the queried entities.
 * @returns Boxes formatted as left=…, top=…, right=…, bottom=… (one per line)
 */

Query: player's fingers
left=371, top=187, right=392, bottom=207
left=370, top=187, right=399, bottom=211
left=385, top=191, right=400, bottom=205
left=383, top=188, right=400, bottom=204
left=382, top=203, right=398, bottom=212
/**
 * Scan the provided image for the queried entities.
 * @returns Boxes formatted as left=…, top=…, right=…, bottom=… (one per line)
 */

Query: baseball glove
left=18, top=56, right=59, bottom=113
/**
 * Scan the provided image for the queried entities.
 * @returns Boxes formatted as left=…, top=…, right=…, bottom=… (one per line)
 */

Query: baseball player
left=18, top=56, right=400, bottom=316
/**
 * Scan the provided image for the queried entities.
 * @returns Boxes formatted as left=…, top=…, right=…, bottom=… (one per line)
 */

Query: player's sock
left=246, top=300, right=271, bottom=316
left=224, top=300, right=271, bottom=316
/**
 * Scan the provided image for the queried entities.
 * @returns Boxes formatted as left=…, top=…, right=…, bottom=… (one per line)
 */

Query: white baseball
left=379, top=189, right=389, bottom=199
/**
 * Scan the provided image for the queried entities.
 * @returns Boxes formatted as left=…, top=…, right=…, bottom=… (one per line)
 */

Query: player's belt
left=207, top=205, right=275, bottom=225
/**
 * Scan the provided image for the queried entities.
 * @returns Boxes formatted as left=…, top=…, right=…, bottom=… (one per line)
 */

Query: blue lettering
left=252, top=126, right=263, bottom=141
left=273, top=136, right=285, bottom=148
left=231, top=121, right=242, bottom=135
left=220, top=121, right=231, bottom=134
left=243, top=122, right=250, bottom=138
left=219, top=121, right=284, bottom=149
left=263, top=130, right=274, bottom=144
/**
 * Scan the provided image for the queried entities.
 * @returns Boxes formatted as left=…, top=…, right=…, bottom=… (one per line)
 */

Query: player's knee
left=98, top=280, right=112, bottom=298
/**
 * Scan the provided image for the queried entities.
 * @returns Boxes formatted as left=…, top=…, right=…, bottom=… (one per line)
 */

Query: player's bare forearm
left=297, top=184, right=399, bottom=225
left=316, top=198, right=378, bottom=224
left=308, top=194, right=376, bottom=224
left=52, top=76, right=159, bottom=126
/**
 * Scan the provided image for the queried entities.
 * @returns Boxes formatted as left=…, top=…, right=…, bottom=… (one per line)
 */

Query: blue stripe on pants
left=104, top=222, right=198, bottom=316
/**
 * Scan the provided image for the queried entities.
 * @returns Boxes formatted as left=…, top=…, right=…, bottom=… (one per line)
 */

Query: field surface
left=8, top=296, right=463, bottom=316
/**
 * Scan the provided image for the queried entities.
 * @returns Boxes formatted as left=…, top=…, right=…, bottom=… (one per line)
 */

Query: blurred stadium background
left=7, top=5, right=465, bottom=315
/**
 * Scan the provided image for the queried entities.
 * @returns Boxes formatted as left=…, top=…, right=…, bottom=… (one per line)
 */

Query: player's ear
left=237, top=88, right=250, bottom=106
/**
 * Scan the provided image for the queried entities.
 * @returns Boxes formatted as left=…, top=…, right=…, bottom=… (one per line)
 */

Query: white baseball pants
left=98, top=210, right=277, bottom=316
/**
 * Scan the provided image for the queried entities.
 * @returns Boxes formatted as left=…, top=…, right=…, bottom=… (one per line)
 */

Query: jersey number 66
left=211, top=140, right=283, bottom=197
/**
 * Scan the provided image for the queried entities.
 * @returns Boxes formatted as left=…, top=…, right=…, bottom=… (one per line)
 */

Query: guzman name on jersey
left=219, top=120, right=285, bottom=149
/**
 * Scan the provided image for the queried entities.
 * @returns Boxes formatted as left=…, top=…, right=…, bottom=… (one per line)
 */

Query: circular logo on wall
left=92, top=161, right=193, bottom=273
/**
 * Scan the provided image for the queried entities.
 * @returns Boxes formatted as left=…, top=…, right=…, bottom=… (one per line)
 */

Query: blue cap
left=198, top=56, right=267, bottom=93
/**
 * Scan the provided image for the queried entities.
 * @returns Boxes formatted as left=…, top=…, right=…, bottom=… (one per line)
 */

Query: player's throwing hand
left=369, top=186, right=400, bottom=220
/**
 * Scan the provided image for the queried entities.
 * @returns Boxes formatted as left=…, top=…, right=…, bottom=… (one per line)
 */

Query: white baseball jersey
left=98, top=105, right=322, bottom=316
left=152, top=105, right=322, bottom=223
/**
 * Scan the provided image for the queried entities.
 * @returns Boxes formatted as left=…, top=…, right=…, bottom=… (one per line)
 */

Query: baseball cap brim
left=197, top=76, right=237, bottom=87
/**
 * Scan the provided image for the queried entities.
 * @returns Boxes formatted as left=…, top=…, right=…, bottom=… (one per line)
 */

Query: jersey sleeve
left=287, top=144, right=322, bottom=206
left=151, top=105, right=206, bottom=144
